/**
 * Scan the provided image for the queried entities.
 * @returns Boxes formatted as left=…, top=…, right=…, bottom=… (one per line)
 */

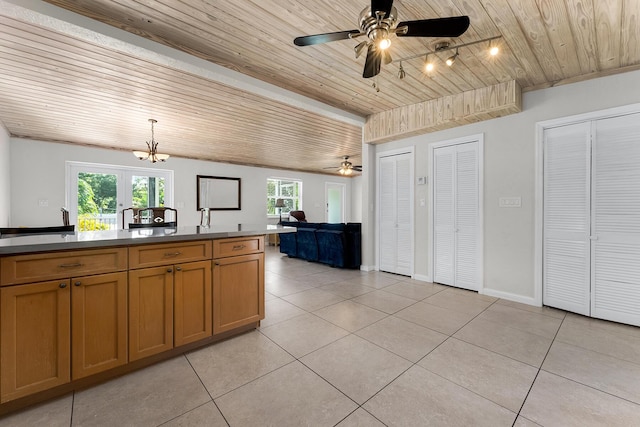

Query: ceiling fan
left=324, top=156, right=363, bottom=175
left=293, top=0, right=470, bottom=78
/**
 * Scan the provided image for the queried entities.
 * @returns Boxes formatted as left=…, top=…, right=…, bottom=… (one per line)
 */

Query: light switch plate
left=499, top=196, right=522, bottom=208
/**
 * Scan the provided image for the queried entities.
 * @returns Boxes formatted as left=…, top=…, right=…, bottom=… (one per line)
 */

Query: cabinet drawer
left=1, top=248, right=128, bottom=286
left=129, top=240, right=212, bottom=269
left=213, top=236, right=264, bottom=259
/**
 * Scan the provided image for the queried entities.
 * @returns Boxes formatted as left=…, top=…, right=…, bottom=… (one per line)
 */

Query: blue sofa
left=279, top=222, right=361, bottom=269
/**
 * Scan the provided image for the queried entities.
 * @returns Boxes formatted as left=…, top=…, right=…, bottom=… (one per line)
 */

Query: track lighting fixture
left=489, top=40, right=500, bottom=56
left=392, top=35, right=502, bottom=80
left=445, top=48, right=458, bottom=67
left=424, top=54, right=435, bottom=73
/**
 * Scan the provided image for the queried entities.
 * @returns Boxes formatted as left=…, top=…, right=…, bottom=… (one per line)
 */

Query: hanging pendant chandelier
left=133, top=119, right=170, bottom=163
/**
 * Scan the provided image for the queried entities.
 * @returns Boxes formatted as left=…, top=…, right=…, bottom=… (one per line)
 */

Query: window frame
left=66, top=161, right=174, bottom=230
left=267, top=177, right=302, bottom=218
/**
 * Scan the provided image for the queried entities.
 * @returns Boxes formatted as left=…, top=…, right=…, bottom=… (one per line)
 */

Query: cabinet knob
left=176, top=266, right=182, bottom=271
left=167, top=268, right=173, bottom=273
left=74, top=281, right=82, bottom=287
left=59, top=283, right=67, bottom=288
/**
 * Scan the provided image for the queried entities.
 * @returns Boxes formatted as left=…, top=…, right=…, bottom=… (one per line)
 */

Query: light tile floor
left=3, top=245, right=640, bottom=426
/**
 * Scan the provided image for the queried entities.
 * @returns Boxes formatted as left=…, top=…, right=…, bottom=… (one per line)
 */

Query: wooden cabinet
left=0, top=235, right=266, bottom=410
left=213, top=236, right=265, bottom=334
left=128, top=241, right=212, bottom=360
left=0, top=248, right=128, bottom=402
left=1, top=248, right=127, bottom=286
left=71, top=272, right=128, bottom=379
left=1, top=280, right=71, bottom=402
left=174, top=260, right=212, bottom=346
left=128, top=266, right=174, bottom=361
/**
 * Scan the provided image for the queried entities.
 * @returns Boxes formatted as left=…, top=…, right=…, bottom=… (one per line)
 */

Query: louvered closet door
left=379, top=156, right=397, bottom=273
left=379, top=153, right=413, bottom=276
left=591, top=114, right=640, bottom=326
left=395, top=155, right=413, bottom=276
left=434, top=146, right=455, bottom=285
left=433, top=142, right=479, bottom=290
left=455, top=143, right=479, bottom=289
left=543, top=123, right=591, bottom=315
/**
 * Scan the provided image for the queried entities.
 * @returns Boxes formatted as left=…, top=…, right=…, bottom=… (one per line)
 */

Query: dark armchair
left=289, top=210, right=307, bottom=222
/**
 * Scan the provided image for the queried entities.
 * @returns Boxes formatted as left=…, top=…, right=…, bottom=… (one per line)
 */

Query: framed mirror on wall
left=197, top=175, right=241, bottom=210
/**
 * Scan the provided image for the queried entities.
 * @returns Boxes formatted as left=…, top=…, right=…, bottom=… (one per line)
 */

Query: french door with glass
left=67, top=162, right=173, bottom=230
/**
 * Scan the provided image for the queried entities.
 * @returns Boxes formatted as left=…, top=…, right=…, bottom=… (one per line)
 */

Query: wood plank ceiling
left=1, top=0, right=639, bottom=174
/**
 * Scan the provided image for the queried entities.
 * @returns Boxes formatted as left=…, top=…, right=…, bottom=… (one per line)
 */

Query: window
left=67, top=162, right=173, bottom=231
left=267, top=178, right=302, bottom=216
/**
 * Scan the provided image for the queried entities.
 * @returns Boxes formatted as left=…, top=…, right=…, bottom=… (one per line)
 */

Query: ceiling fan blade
left=294, top=30, right=360, bottom=46
left=371, top=0, right=394, bottom=18
left=354, top=41, right=369, bottom=58
left=353, top=167, right=363, bottom=171
left=396, top=16, right=470, bottom=38
left=363, top=45, right=381, bottom=78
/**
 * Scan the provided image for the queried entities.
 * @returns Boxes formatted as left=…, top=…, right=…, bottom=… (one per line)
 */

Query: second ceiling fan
left=294, top=0, right=470, bottom=78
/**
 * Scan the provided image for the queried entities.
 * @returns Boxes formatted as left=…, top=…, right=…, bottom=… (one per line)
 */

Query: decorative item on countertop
left=200, top=207, right=211, bottom=228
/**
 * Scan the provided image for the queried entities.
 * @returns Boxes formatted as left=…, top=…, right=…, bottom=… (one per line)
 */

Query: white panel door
left=591, top=113, right=640, bottom=326
left=433, top=141, right=479, bottom=290
left=542, top=123, right=592, bottom=315
left=378, top=152, right=413, bottom=276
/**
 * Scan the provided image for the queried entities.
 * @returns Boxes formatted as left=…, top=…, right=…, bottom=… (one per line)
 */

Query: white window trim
left=267, top=177, right=303, bottom=218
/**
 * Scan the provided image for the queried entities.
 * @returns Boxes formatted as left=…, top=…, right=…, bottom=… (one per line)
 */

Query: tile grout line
left=511, top=310, right=569, bottom=426
left=181, top=353, right=232, bottom=427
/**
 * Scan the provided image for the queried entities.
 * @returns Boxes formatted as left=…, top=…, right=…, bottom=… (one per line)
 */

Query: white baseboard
left=360, top=265, right=376, bottom=272
left=412, top=274, right=432, bottom=283
left=481, top=288, right=540, bottom=307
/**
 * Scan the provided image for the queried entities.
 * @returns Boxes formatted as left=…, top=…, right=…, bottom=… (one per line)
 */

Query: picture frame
left=196, top=175, right=241, bottom=210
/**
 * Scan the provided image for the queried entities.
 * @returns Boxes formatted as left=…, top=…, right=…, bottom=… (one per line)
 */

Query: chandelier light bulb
left=425, top=61, right=435, bottom=72
left=489, top=45, right=499, bottom=56
left=378, top=38, right=391, bottom=50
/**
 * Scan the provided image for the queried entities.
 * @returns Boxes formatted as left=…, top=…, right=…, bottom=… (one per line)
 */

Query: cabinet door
left=213, top=253, right=264, bottom=334
left=1, top=280, right=71, bottom=402
left=71, top=272, right=128, bottom=379
left=174, top=261, right=212, bottom=346
left=129, top=267, right=174, bottom=361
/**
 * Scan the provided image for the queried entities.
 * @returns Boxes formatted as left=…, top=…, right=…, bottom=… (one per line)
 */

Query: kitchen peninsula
left=0, top=224, right=294, bottom=415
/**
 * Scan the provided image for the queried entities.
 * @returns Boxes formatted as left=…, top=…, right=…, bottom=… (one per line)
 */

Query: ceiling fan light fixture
left=378, top=37, right=391, bottom=50
left=133, top=118, right=169, bottom=163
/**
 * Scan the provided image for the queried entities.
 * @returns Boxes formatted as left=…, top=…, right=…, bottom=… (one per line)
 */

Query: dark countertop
left=0, top=224, right=295, bottom=255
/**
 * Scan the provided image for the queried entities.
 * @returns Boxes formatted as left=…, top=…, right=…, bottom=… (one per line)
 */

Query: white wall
left=0, top=122, right=10, bottom=226
left=374, top=69, right=640, bottom=303
left=9, top=139, right=353, bottom=227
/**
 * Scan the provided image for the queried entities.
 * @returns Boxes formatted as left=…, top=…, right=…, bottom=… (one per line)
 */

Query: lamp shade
left=275, top=198, right=285, bottom=208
